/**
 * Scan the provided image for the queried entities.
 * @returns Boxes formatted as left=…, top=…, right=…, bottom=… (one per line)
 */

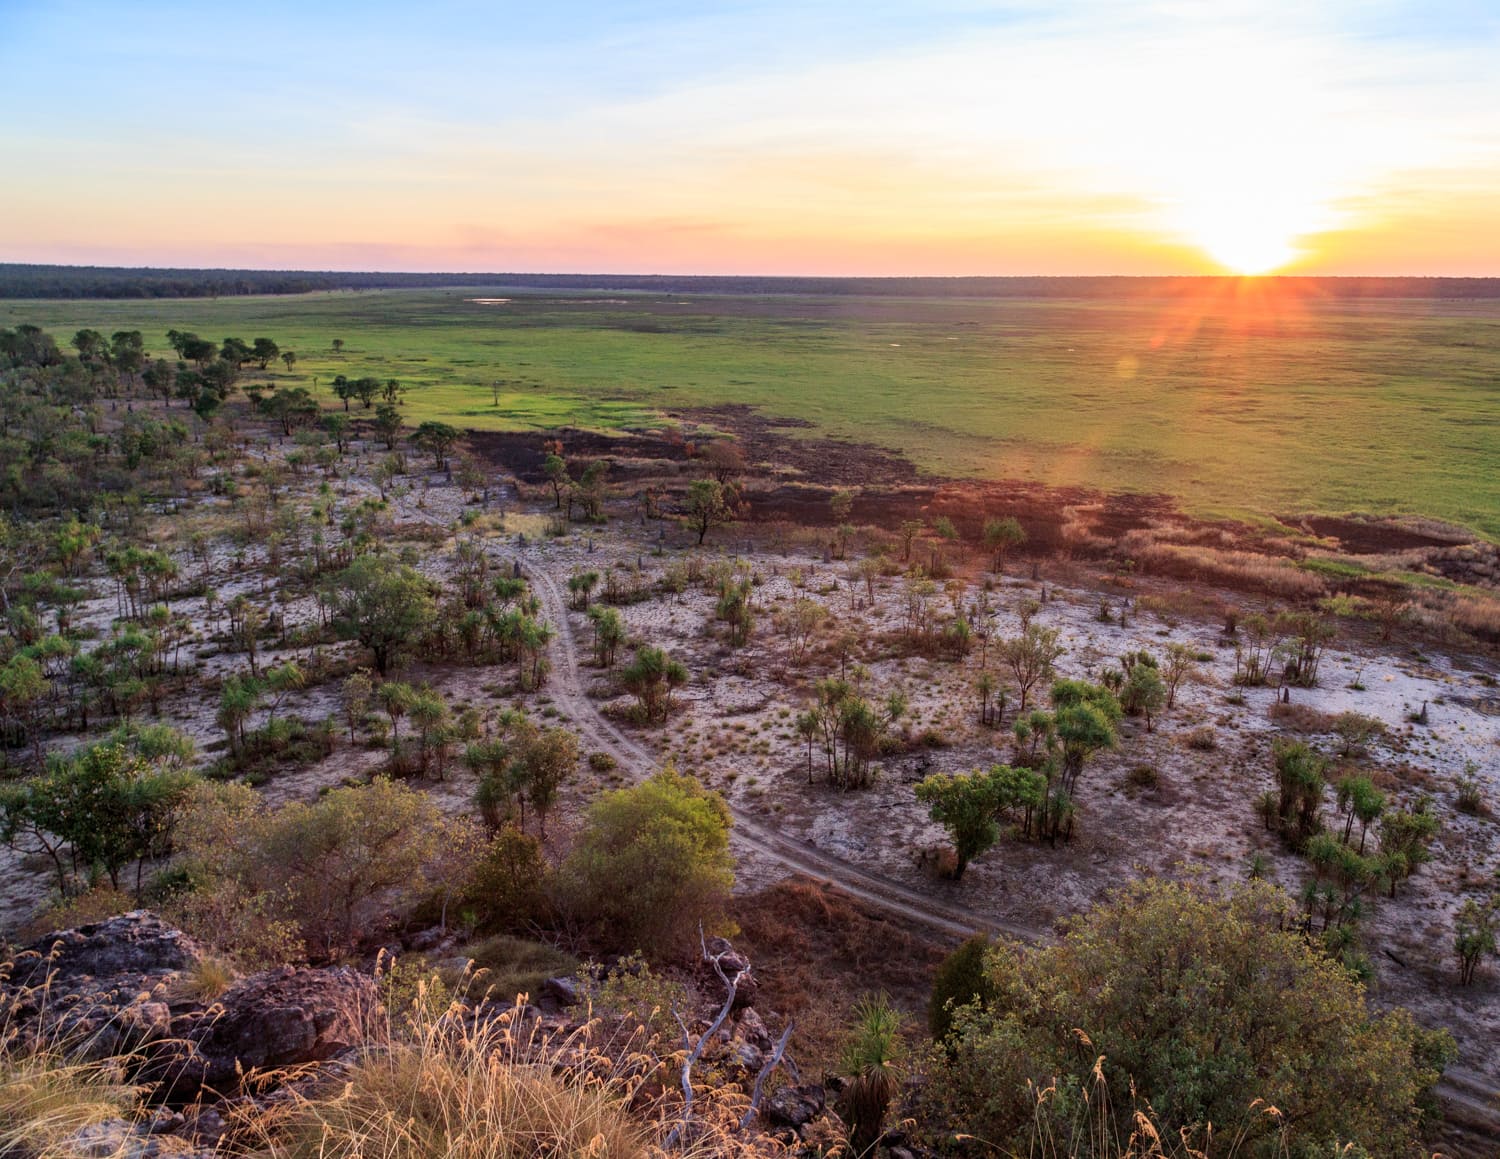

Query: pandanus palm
left=838, top=993, right=904, bottom=1158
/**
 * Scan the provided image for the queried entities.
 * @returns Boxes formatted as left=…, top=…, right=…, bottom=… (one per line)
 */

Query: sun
left=1169, top=184, right=1325, bottom=276
left=1197, top=227, right=1297, bottom=276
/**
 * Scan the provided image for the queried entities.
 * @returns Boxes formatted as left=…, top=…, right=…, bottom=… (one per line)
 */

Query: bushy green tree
left=0, top=742, right=196, bottom=895
left=684, top=478, right=736, bottom=545
left=330, top=554, right=436, bottom=676
left=560, top=766, right=732, bottom=958
left=924, top=880, right=1453, bottom=1159
left=412, top=421, right=460, bottom=470
left=928, top=933, right=997, bottom=1044
left=982, top=516, right=1026, bottom=572
left=177, top=778, right=447, bottom=959
left=915, top=765, right=1045, bottom=879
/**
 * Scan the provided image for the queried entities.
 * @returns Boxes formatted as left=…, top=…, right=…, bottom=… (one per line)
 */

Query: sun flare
left=1197, top=229, right=1297, bottom=276
left=1173, top=191, right=1321, bottom=275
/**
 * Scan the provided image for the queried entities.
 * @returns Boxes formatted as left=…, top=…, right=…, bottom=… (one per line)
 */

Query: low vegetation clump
left=260, top=1008, right=653, bottom=1159
left=559, top=767, right=735, bottom=957
left=923, top=879, right=1454, bottom=1159
left=0, top=1038, right=141, bottom=1159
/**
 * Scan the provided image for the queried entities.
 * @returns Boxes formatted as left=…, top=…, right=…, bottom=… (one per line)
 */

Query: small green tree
left=587, top=605, right=626, bottom=667
left=330, top=555, right=436, bottom=676
left=1161, top=642, right=1196, bottom=710
left=372, top=403, right=402, bottom=450
left=543, top=453, right=569, bottom=508
left=1455, top=897, right=1497, bottom=986
left=620, top=645, right=688, bottom=722
left=4, top=742, right=196, bottom=895
left=916, top=769, right=1002, bottom=880
left=999, top=623, right=1063, bottom=713
left=982, top=516, right=1026, bottom=572
left=567, top=570, right=600, bottom=610
left=1334, top=774, right=1385, bottom=852
left=412, top=421, right=460, bottom=470
left=216, top=672, right=262, bottom=753
left=512, top=725, right=579, bottom=838
left=560, top=766, right=733, bottom=958
left=684, top=478, right=736, bottom=546
left=251, top=337, right=280, bottom=369
left=1119, top=661, right=1166, bottom=730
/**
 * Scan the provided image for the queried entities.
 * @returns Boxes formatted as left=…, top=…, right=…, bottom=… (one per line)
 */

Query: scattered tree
left=330, top=554, right=437, bottom=676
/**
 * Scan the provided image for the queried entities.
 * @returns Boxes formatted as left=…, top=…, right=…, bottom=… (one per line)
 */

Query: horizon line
left=5, top=262, right=1500, bottom=282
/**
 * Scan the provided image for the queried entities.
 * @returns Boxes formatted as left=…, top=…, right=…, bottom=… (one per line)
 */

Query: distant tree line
left=5, top=263, right=1500, bottom=300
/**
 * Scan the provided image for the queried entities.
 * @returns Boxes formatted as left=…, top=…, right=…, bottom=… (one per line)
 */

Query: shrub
left=460, top=825, right=550, bottom=935
left=1456, top=763, right=1486, bottom=816
left=1184, top=726, right=1218, bottom=751
left=559, top=767, right=733, bottom=959
left=618, top=646, right=688, bottom=723
left=176, top=779, right=448, bottom=959
left=923, top=880, right=1453, bottom=1158
left=588, top=751, right=617, bottom=773
left=928, top=934, right=996, bottom=1044
left=20, top=886, right=135, bottom=940
left=1333, top=711, right=1385, bottom=757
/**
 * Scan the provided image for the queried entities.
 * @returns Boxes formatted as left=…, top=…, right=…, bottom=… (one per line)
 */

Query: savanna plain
left=1, top=285, right=1499, bottom=1159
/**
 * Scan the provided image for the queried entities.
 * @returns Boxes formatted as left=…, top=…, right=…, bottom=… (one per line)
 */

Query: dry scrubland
left=1, top=314, right=1499, bottom=1158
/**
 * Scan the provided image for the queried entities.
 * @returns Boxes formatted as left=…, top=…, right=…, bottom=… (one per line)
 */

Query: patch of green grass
left=1298, top=558, right=1371, bottom=579
left=6, top=287, right=1499, bottom=537
left=457, top=935, right=579, bottom=1003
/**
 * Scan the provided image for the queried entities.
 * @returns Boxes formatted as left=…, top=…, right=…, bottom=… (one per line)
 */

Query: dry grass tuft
left=1, top=960, right=144, bottom=1159
left=254, top=976, right=768, bottom=1159
left=0, top=1047, right=141, bottom=1159
left=260, top=1035, right=651, bottom=1159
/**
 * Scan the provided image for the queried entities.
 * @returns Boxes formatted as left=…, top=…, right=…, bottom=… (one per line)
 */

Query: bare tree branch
left=741, top=1019, right=796, bottom=1129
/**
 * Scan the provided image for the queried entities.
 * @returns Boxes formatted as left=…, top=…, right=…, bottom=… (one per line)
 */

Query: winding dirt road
left=513, top=551, right=1500, bottom=1134
left=518, top=558, right=1039, bottom=943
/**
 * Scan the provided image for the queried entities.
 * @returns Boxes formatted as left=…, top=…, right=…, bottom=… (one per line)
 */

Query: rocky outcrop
left=5, top=911, right=204, bottom=1060
left=4, top=913, right=836, bottom=1154
left=3, top=912, right=378, bottom=1102
left=764, top=1083, right=827, bottom=1130
left=15, top=911, right=204, bottom=985
left=184, top=965, right=377, bottom=1090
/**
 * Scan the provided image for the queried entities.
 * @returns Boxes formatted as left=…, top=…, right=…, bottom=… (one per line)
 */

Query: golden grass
left=261, top=1043, right=650, bottom=1159
left=1129, top=542, right=1327, bottom=600
left=0, top=1048, right=142, bottom=1159
left=252, top=974, right=768, bottom=1159
left=1, top=960, right=144, bottom=1159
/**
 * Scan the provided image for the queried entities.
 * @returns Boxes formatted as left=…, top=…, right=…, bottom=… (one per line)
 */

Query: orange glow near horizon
left=3, top=5, right=1500, bottom=276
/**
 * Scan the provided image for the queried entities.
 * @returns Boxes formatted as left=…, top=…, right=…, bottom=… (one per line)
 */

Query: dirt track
left=512, top=549, right=1500, bottom=1141
left=516, top=555, right=1036, bottom=943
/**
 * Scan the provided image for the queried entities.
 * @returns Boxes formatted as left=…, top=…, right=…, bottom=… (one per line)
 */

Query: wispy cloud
left=2, top=0, right=1498, bottom=272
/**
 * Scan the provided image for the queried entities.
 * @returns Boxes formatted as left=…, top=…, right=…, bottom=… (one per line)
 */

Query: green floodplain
left=4, top=284, right=1498, bottom=538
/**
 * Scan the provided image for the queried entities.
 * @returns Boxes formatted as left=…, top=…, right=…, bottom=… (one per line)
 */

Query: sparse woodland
left=2, top=319, right=1499, bottom=1159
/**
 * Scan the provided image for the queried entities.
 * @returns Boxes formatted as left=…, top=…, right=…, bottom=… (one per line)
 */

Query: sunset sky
left=4, top=0, right=1499, bottom=275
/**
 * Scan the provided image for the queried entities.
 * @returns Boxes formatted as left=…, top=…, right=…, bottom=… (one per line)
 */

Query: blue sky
left=3, top=0, right=1499, bottom=273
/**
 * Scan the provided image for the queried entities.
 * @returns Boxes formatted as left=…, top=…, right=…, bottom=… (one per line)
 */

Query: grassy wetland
left=5, top=282, right=1498, bottom=537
